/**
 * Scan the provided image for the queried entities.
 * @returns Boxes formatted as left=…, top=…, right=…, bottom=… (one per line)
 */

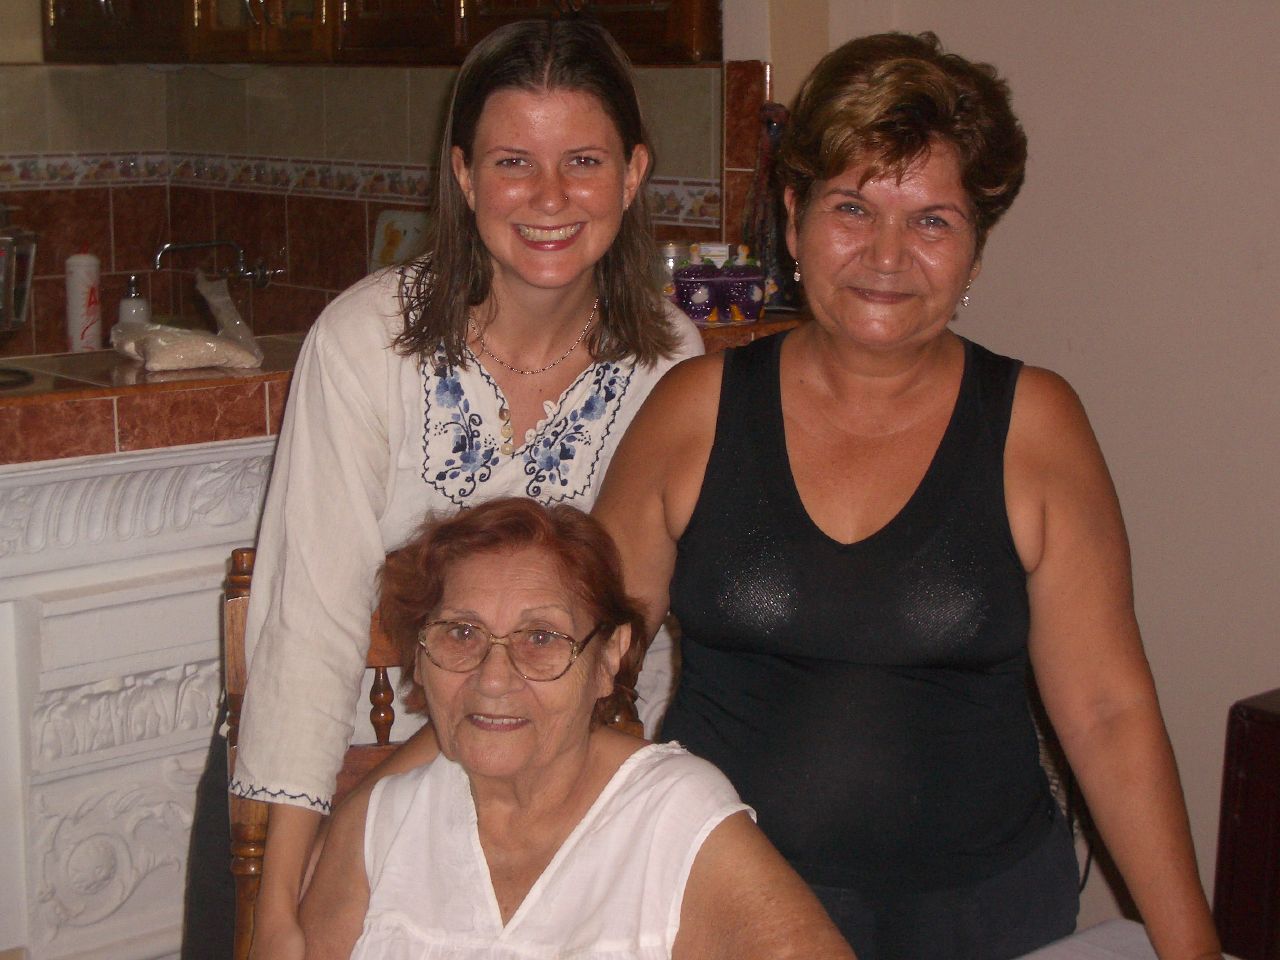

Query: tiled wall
left=0, top=162, right=415, bottom=357
left=722, top=61, right=769, bottom=246
left=0, top=60, right=767, bottom=360
left=0, top=376, right=287, bottom=464
left=0, top=64, right=723, bottom=175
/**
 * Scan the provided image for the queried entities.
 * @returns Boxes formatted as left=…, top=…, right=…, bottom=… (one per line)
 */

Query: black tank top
left=662, top=332, right=1057, bottom=891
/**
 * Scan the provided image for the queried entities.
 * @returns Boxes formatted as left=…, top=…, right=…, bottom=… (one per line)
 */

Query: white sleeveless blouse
left=352, top=742, right=750, bottom=960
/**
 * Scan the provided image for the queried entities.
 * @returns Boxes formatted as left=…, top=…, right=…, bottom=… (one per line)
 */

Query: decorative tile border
left=0, top=150, right=721, bottom=226
left=170, top=153, right=434, bottom=201
left=0, top=152, right=170, bottom=188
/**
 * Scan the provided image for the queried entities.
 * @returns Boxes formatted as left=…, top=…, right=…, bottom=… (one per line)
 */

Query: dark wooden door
left=43, top=0, right=185, bottom=62
left=335, top=0, right=459, bottom=63
left=461, top=0, right=721, bottom=64
left=261, top=0, right=331, bottom=61
left=188, top=0, right=259, bottom=60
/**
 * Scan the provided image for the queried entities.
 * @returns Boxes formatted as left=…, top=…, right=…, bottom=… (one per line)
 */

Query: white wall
left=767, top=0, right=1280, bottom=928
left=722, top=0, right=771, bottom=62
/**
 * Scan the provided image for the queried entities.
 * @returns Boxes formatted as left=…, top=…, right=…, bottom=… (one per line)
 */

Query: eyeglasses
left=417, top=619, right=604, bottom=682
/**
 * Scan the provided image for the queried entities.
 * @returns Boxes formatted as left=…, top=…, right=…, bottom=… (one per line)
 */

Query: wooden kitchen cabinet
left=42, top=0, right=719, bottom=64
left=334, top=0, right=459, bottom=64
left=461, top=0, right=720, bottom=64
left=334, top=0, right=721, bottom=65
left=189, top=0, right=331, bottom=62
left=43, top=0, right=186, bottom=62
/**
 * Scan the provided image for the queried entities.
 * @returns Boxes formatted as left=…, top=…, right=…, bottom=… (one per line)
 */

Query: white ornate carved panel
left=0, top=437, right=275, bottom=959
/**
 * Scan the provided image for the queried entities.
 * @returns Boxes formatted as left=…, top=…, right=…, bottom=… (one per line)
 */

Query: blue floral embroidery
left=580, top=392, right=606, bottom=420
left=434, top=373, right=464, bottom=408
left=523, top=361, right=630, bottom=500
left=421, top=349, right=634, bottom=505
left=421, top=352, right=499, bottom=504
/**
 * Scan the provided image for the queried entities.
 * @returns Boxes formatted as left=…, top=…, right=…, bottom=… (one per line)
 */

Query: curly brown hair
left=777, top=31, right=1027, bottom=252
left=378, top=497, right=648, bottom=729
left=394, top=17, right=677, bottom=367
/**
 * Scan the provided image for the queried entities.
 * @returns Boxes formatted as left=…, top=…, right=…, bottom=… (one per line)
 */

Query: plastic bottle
left=117, top=273, right=152, bottom=327
left=65, top=251, right=102, bottom=352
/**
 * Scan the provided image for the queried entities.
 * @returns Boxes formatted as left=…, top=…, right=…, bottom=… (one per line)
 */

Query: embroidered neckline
left=462, top=343, right=600, bottom=458
left=419, top=347, right=636, bottom=507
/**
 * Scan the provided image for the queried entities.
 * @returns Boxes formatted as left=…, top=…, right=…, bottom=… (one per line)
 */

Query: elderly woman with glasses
left=298, top=497, right=854, bottom=960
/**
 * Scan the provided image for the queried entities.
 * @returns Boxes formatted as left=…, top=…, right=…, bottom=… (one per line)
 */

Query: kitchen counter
left=0, top=334, right=303, bottom=466
left=0, top=314, right=802, bottom=467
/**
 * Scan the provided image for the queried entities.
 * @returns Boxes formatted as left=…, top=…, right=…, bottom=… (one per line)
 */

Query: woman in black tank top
left=595, top=31, right=1220, bottom=960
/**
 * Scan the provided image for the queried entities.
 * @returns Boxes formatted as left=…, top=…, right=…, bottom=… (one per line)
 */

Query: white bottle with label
left=65, top=251, right=102, bottom=352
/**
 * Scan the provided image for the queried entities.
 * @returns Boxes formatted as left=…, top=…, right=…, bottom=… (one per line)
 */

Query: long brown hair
left=395, top=18, right=677, bottom=367
left=379, top=497, right=649, bottom=728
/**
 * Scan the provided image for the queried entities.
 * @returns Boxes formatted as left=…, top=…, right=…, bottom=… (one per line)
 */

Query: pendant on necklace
left=498, top=404, right=515, bottom=456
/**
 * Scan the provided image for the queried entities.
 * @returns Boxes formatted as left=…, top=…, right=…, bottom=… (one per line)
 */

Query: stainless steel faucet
left=153, top=240, right=285, bottom=288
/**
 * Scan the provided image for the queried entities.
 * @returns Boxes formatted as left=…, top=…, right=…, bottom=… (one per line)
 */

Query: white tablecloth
left=1020, top=919, right=1238, bottom=959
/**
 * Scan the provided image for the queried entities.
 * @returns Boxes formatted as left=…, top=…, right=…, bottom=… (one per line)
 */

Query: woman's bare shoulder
left=675, top=811, right=855, bottom=960
left=1009, top=364, right=1100, bottom=465
left=639, top=350, right=725, bottom=423
left=1006, top=364, right=1121, bottom=574
left=611, top=351, right=724, bottom=484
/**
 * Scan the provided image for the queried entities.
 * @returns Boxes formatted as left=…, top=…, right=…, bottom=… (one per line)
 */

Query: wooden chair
left=221, top=545, right=644, bottom=960
left=223, top=547, right=404, bottom=960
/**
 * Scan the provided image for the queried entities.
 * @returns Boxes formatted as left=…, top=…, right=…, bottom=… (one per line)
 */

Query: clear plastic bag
left=110, top=270, right=264, bottom=371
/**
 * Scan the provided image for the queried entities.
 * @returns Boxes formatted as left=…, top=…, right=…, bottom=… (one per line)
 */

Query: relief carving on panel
left=33, top=660, right=221, bottom=764
left=0, top=453, right=270, bottom=559
left=32, top=756, right=202, bottom=948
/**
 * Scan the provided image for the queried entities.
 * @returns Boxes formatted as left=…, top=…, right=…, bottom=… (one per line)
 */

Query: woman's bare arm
left=297, top=790, right=371, bottom=960
left=674, top=812, right=855, bottom=960
left=593, top=353, right=722, bottom=634
left=250, top=805, right=321, bottom=960
left=1009, top=368, right=1220, bottom=960
left=249, top=726, right=441, bottom=958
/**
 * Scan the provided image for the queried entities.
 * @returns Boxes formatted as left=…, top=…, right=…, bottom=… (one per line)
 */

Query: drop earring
left=959, top=281, right=972, bottom=309
left=793, top=262, right=802, bottom=283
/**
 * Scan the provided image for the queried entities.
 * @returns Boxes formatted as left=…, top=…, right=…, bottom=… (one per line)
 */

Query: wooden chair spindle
left=370, top=667, right=395, bottom=746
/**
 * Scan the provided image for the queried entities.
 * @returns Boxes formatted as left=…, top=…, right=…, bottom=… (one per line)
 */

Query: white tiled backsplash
left=0, top=62, right=722, bottom=183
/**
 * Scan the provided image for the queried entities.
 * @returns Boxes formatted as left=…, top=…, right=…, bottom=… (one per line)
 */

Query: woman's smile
left=514, top=222, right=585, bottom=247
left=468, top=712, right=530, bottom=730
left=848, top=286, right=914, bottom=304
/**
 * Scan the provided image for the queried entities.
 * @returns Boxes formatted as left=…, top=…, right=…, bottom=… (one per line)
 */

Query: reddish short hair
left=778, top=31, right=1027, bottom=252
left=378, top=498, right=648, bottom=727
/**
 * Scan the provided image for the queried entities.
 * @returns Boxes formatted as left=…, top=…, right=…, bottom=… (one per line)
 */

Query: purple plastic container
left=673, top=261, right=722, bottom=325
left=721, top=261, right=766, bottom=323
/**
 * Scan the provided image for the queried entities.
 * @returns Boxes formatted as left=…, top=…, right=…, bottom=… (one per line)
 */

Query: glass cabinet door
left=460, top=1, right=720, bottom=64
left=336, top=0, right=458, bottom=63
left=43, top=0, right=185, bottom=61
left=190, top=0, right=259, bottom=59
left=264, top=0, right=331, bottom=60
left=43, top=0, right=120, bottom=60
left=112, top=0, right=186, bottom=61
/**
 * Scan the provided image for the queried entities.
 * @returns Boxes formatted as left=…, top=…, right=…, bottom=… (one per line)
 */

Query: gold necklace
left=469, top=299, right=598, bottom=376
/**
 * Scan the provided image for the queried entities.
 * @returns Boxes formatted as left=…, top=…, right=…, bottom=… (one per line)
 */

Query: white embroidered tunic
left=352, top=742, right=751, bottom=960
left=233, top=269, right=703, bottom=811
